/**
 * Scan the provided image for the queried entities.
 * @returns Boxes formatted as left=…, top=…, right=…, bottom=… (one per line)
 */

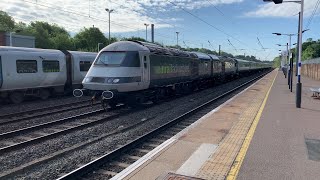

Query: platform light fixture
left=144, top=23, right=149, bottom=41
left=263, top=0, right=283, bottom=4
left=176, top=32, right=180, bottom=47
left=264, top=0, right=304, bottom=108
left=105, top=8, right=114, bottom=41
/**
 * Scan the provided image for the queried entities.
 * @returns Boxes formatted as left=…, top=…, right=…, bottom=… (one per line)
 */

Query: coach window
left=16, top=60, right=38, bottom=73
left=43, top=60, right=60, bottom=72
left=80, top=61, right=92, bottom=71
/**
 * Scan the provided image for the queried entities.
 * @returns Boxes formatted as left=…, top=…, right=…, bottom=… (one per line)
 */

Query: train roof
left=0, top=46, right=63, bottom=54
left=235, top=58, right=251, bottom=63
left=0, top=46, right=96, bottom=57
left=219, top=56, right=236, bottom=62
left=101, top=41, right=196, bottom=58
left=208, top=54, right=220, bottom=60
left=68, top=51, right=97, bottom=56
left=191, top=52, right=211, bottom=60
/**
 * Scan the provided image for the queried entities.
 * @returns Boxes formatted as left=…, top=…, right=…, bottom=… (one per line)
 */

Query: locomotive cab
left=79, top=41, right=151, bottom=106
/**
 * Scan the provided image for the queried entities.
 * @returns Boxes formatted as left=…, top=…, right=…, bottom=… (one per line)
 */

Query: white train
left=0, top=47, right=97, bottom=103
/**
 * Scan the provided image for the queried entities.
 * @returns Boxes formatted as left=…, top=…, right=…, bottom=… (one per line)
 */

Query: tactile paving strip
left=195, top=70, right=277, bottom=180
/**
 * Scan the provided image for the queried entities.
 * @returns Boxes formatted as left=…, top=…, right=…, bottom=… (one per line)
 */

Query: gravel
left=0, top=72, right=267, bottom=179
left=0, top=96, right=91, bottom=116
left=0, top=103, right=101, bottom=133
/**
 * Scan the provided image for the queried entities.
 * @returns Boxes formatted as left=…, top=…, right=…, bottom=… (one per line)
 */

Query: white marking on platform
left=176, top=143, right=217, bottom=176
left=112, top=76, right=266, bottom=180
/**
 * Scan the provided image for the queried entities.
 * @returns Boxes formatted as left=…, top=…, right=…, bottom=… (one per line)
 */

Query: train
left=0, top=46, right=97, bottom=103
left=73, top=41, right=272, bottom=110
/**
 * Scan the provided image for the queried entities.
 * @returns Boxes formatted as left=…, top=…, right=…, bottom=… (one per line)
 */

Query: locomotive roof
left=219, top=56, right=236, bottom=62
left=133, top=41, right=196, bottom=58
left=208, top=54, right=220, bottom=60
left=101, top=41, right=149, bottom=52
left=192, top=52, right=211, bottom=60
left=101, top=41, right=196, bottom=58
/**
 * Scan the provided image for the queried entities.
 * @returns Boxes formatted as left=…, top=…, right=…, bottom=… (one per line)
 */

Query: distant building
left=0, top=32, right=35, bottom=48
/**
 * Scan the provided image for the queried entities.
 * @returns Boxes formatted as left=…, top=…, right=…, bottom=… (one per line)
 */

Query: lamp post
left=144, top=23, right=149, bottom=41
left=176, top=32, right=179, bottom=47
left=105, top=8, right=114, bottom=41
left=97, top=43, right=104, bottom=52
left=273, top=33, right=295, bottom=89
left=264, top=0, right=304, bottom=107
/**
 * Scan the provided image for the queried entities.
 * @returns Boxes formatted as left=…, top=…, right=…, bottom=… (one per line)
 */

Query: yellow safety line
left=226, top=70, right=278, bottom=180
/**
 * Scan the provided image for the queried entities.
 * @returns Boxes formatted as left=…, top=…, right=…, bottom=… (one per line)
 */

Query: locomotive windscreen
left=95, top=51, right=140, bottom=67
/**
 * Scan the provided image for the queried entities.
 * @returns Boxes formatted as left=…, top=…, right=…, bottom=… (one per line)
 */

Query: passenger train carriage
left=0, top=47, right=97, bottom=103
left=74, top=41, right=272, bottom=110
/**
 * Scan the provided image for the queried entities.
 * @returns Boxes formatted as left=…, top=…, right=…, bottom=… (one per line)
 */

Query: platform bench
left=310, top=88, right=320, bottom=98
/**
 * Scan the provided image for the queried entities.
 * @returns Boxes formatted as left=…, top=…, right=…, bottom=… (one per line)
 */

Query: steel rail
left=0, top=109, right=119, bottom=154
left=0, top=114, right=158, bottom=179
left=0, top=102, right=100, bottom=127
left=0, top=99, right=93, bottom=125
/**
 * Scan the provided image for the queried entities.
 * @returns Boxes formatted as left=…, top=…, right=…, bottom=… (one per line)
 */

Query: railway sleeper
left=110, top=161, right=131, bottom=168
left=96, top=169, right=117, bottom=177
left=123, top=155, right=141, bottom=161
left=135, top=148, right=150, bottom=154
left=148, top=138, right=165, bottom=144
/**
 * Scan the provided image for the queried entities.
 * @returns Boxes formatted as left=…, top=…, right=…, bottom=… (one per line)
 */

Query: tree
left=273, top=56, right=281, bottom=68
left=20, top=21, right=73, bottom=49
left=74, top=27, right=108, bottom=52
left=0, top=10, right=15, bottom=32
left=122, top=36, right=146, bottom=42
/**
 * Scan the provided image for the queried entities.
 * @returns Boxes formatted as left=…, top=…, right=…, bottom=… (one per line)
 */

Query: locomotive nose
left=73, top=89, right=84, bottom=97
left=102, top=91, right=114, bottom=99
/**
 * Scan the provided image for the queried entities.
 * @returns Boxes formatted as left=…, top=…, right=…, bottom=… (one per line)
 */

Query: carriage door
left=0, top=56, right=2, bottom=88
left=141, top=54, right=150, bottom=86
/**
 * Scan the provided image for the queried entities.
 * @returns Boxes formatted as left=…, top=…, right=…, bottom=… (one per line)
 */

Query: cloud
left=0, top=0, right=243, bottom=35
left=245, top=0, right=319, bottom=18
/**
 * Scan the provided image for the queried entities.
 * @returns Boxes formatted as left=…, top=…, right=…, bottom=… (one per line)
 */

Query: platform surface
left=237, top=73, right=320, bottom=180
left=115, top=70, right=320, bottom=180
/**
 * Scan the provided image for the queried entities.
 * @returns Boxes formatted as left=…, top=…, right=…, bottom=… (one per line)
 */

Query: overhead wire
left=257, top=37, right=266, bottom=50
left=227, top=39, right=237, bottom=52
left=109, top=0, right=224, bottom=48
left=166, top=0, right=252, bottom=51
left=305, top=0, right=320, bottom=29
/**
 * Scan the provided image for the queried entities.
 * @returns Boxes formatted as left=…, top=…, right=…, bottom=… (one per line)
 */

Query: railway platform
left=111, top=69, right=320, bottom=180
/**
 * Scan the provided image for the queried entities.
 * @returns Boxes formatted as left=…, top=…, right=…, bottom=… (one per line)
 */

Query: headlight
left=113, top=78, right=120, bottom=83
left=84, top=77, right=92, bottom=83
left=107, top=78, right=113, bottom=83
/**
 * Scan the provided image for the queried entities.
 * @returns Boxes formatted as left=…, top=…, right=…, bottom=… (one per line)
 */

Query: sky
left=1, top=0, right=320, bottom=61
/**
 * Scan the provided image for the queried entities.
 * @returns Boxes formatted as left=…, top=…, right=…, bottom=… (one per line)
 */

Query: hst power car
left=74, top=41, right=271, bottom=110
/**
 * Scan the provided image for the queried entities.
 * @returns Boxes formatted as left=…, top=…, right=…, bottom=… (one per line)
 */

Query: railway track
left=0, top=107, right=125, bottom=154
left=0, top=99, right=96, bottom=126
left=56, top=71, right=270, bottom=180
left=0, top=110, right=160, bottom=179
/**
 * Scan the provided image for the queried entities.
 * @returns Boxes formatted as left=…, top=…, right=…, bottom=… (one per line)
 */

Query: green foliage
left=122, top=36, right=146, bottom=42
left=74, top=27, right=108, bottom=52
left=273, top=56, right=281, bottom=68
left=0, top=10, right=15, bottom=32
